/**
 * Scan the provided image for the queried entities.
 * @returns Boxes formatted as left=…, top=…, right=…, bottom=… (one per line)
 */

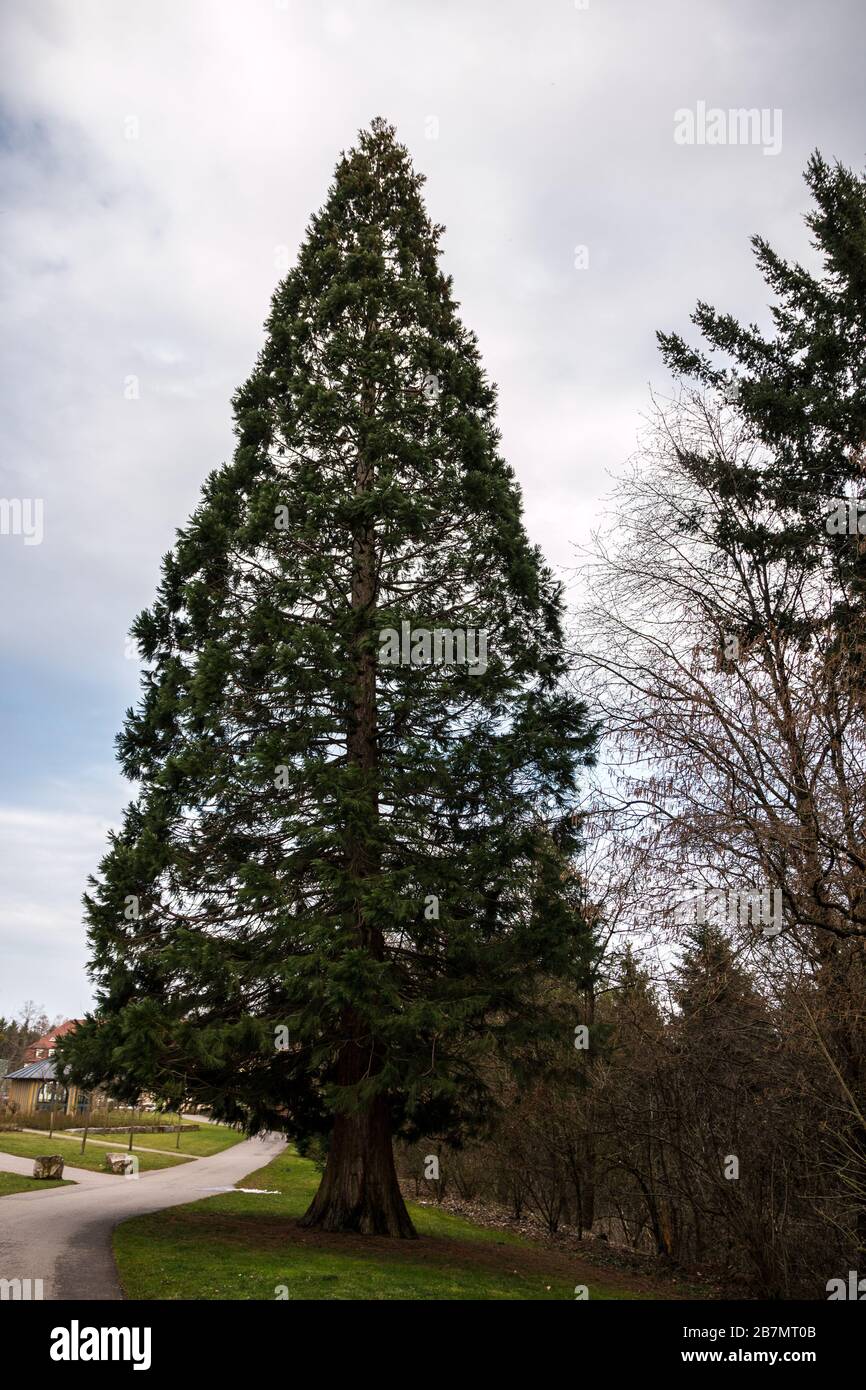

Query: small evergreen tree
left=673, top=922, right=773, bottom=1064
left=60, top=120, right=596, bottom=1236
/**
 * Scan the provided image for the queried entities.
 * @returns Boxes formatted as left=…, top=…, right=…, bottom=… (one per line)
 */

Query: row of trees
left=566, top=150, right=866, bottom=1290
left=58, top=122, right=866, bottom=1288
left=400, top=923, right=857, bottom=1298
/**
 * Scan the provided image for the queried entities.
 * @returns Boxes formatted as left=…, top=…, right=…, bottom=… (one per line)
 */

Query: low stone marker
left=105, top=1153, right=136, bottom=1175
left=33, top=1154, right=64, bottom=1179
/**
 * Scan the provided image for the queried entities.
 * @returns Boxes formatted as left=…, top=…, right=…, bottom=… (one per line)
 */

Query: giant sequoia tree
left=60, top=120, right=596, bottom=1236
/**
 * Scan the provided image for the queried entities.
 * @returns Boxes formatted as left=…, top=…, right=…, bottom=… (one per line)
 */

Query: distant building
left=3, top=1020, right=91, bottom=1116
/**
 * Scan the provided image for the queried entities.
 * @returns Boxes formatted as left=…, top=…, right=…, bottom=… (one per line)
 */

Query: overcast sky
left=1, top=0, right=864, bottom=1019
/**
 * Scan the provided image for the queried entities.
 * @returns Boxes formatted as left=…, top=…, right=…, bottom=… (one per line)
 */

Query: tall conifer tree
left=658, top=153, right=866, bottom=684
left=61, top=120, right=596, bottom=1236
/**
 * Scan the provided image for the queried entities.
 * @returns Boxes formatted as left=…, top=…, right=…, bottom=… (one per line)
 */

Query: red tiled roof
left=23, top=1019, right=83, bottom=1062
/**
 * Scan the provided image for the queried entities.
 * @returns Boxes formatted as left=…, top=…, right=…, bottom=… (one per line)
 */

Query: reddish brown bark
left=300, top=345, right=416, bottom=1239
left=299, top=1013, right=417, bottom=1238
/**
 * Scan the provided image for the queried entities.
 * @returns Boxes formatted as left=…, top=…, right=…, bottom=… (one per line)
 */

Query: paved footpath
left=0, top=1132, right=286, bottom=1299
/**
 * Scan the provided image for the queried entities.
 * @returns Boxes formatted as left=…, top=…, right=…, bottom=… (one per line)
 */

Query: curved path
left=0, top=1133, right=286, bottom=1299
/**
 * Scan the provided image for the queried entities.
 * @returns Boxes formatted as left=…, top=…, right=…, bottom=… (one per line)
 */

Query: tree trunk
left=299, top=1098, right=416, bottom=1237
left=299, top=347, right=416, bottom=1239
left=299, top=1012, right=417, bottom=1238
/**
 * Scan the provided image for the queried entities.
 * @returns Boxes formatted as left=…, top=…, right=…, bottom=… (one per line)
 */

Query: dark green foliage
left=60, top=120, right=597, bottom=1149
left=657, top=153, right=866, bottom=669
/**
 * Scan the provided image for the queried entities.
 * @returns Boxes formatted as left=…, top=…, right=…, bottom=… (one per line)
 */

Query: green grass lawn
left=114, top=1148, right=648, bottom=1301
left=111, top=1123, right=245, bottom=1156
left=0, top=1170, right=74, bottom=1196
left=0, top=1130, right=192, bottom=1174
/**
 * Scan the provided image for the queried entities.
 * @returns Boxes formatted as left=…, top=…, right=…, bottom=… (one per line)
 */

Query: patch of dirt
left=404, top=1191, right=731, bottom=1299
